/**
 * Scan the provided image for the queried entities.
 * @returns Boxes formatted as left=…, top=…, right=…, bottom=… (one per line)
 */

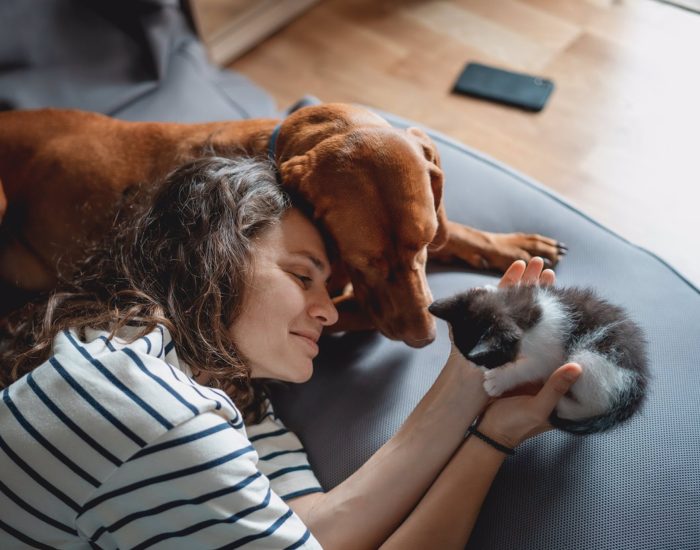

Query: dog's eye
left=367, top=257, right=389, bottom=273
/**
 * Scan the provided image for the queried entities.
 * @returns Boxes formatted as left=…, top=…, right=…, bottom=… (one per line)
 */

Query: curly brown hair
left=0, top=155, right=293, bottom=423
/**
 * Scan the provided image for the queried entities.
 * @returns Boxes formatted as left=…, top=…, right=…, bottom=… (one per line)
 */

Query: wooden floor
left=228, top=0, right=700, bottom=287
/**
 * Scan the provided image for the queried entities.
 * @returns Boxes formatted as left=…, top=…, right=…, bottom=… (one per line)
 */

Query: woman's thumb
left=534, top=363, right=583, bottom=415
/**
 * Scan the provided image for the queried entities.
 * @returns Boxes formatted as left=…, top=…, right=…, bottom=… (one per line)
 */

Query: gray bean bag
left=0, top=0, right=276, bottom=121
left=271, top=112, right=700, bottom=550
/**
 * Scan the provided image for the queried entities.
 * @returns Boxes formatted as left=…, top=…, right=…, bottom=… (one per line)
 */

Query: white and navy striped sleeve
left=76, top=411, right=321, bottom=549
left=246, top=403, right=323, bottom=502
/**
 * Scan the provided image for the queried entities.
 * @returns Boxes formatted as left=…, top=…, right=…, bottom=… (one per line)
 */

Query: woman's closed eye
left=291, top=272, right=313, bottom=288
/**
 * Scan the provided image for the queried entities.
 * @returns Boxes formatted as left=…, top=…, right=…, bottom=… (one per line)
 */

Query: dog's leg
left=429, top=220, right=567, bottom=271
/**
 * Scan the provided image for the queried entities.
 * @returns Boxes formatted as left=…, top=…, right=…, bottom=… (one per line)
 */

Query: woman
left=0, top=156, right=580, bottom=549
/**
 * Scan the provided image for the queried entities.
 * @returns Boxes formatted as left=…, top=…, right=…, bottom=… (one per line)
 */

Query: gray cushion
left=0, top=0, right=276, bottom=121
left=270, top=111, right=700, bottom=550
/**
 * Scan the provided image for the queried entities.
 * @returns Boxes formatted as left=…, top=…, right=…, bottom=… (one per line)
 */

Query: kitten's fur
left=429, top=285, right=649, bottom=434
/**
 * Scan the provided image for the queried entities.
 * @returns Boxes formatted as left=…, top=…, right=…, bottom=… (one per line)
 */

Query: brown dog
left=0, top=104, right=563, bottom=347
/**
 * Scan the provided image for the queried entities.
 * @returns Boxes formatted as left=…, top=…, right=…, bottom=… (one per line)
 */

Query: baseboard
left=193, top=0, right=322, bottom=66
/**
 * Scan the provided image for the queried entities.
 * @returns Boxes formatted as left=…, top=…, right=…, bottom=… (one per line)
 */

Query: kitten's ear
left=428, top=297, right=458, bottom=321
left=429, top=289, right=481, bottom=321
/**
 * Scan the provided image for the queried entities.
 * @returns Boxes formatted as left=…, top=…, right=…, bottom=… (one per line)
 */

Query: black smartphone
left=452, top=62, right=554, bottom=112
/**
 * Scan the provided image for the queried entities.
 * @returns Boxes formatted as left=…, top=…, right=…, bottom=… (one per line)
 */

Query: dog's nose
left=397, top=322, right=436, bottom=348
left=405, top=335, right=434, bottom=348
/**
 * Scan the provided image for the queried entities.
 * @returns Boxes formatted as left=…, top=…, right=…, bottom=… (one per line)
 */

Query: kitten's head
left=429, top=287, right=523, bottom=368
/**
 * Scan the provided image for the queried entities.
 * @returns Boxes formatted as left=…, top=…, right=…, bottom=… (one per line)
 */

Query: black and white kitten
left=429, top=285, right=649, bottom=434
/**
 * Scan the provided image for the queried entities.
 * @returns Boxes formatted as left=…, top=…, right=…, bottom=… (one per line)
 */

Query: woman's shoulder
left=52, top=324, right=183, bottom=373
left=46, top=325, right=192, bottom=390
left=8, top=325, right=244, bottom=456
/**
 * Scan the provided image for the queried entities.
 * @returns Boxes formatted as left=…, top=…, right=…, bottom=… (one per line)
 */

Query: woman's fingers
left=521, top=257, right=546, bottom=285
left=498, top=260, right=526, bottom=288
left=498, top=258, right=555, bottom=288
left=539, top=268, right=556, bottom=287
left=532, top=363, right=582, bottom=418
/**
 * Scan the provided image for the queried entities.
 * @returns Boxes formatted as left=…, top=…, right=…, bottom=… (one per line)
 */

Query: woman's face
left=228, top=208, right=339, bottom=383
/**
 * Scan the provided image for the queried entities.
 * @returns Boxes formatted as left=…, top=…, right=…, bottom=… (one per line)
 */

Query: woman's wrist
left=445, top=346, right=485, bottom=381
left=442, top=354, right=489, bottom=405
left=467, top=425, right=516, bottom=456
left=461, top=425, right=511, bottom=464
left=475, top=415, right=522, bottom=450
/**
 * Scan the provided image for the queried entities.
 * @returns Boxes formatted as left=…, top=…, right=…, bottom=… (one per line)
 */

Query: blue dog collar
left=268, top=122, right=282, bottom=162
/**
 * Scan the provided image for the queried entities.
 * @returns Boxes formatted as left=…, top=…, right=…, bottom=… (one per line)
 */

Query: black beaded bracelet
left=468, top=425, right=515, bottom=456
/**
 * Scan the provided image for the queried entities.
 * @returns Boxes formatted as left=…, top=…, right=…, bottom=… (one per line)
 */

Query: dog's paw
left=483, top=369, right=507, bottom=397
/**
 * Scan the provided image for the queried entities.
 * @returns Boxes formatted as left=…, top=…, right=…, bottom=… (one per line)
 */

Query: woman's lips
left=291, top=332, right=319, bottom=355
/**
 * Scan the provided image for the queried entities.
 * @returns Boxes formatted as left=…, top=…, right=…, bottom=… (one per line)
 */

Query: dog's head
left=276, top=104, right=448, bottom=347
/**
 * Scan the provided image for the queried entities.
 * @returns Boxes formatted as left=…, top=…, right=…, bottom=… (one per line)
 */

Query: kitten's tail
left=549, top=372, right=648, bottom=435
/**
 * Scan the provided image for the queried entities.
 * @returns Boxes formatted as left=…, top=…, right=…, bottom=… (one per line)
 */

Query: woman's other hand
left=476, top=363, right=583, bottom=449
left=498, top=257, right=555, bottom=289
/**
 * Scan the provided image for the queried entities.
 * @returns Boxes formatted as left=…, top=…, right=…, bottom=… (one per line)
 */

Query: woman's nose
left=309, top=289, right=339, bottom=326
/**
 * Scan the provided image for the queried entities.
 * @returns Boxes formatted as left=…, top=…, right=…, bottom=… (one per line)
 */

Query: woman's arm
left=290, top=354, right=489, bottom=550
left=379, top=431, right=506, bottom=549
left=292, top=359, right=581, bottom=550
left=380, top=362, right=582, bottom=549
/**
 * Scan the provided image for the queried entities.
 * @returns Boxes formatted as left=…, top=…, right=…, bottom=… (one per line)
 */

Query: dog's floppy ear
left=427, top=165, right=448, bottom=251
left=279, top=135, right=355, bottom=218
left=278, top=152, right=324, bottom=209
left=279, top=153, right=310, bottom=191
left=0, top=177, right=6, bottom=223
left=407, top=127, right=449, bottom=252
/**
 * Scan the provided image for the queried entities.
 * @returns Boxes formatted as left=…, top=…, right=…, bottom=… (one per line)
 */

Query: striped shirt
left=0, top=325, right=323, bottom=549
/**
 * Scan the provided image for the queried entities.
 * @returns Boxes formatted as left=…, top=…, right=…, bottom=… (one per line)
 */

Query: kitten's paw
left=483, top=369, right=506, bottom=397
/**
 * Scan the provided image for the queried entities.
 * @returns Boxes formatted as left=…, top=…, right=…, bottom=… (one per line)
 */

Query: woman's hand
left=477, top=363, right=582, bottom=449
left=498, top=256, right=556, bottom=288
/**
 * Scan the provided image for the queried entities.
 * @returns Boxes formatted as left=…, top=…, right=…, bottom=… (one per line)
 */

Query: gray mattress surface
left=270, top=111, right=700, bottom=550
